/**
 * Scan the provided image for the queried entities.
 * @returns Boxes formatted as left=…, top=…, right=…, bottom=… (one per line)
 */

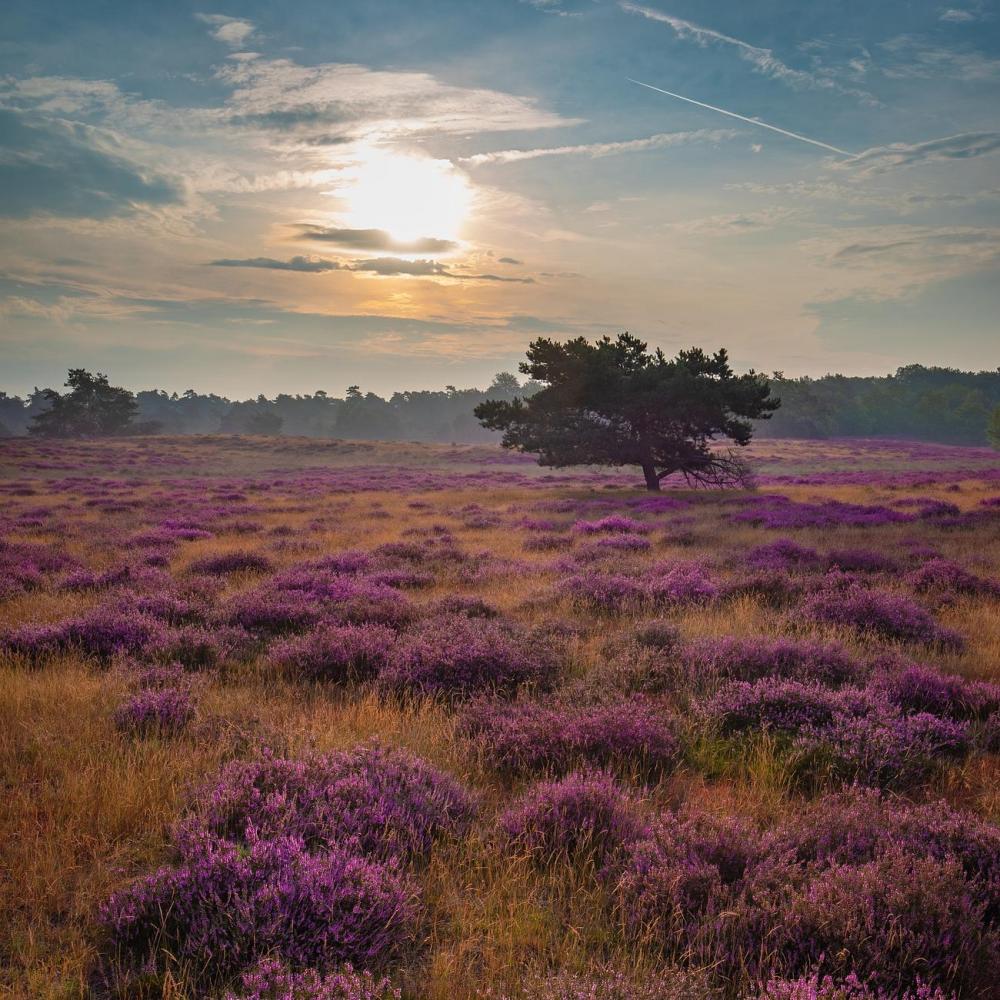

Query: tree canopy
left=474, top=334, right=779, bottom=491
left=28, top=369, right=139, bottom=438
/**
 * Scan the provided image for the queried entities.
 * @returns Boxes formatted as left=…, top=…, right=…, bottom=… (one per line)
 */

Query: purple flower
left=270, top=623, right=396, bottom=683
left=498, top=770, right=649, bottom=866
left=380, top=614, right=559, bottom=698
left=114, top=687, right=194, bottom=736
left=224, top=959, right=401, bottom=1000
left=188, top=550, right=274, bottom=575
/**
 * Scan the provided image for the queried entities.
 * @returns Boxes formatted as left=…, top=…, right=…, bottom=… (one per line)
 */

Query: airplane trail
left=627, top=78, right=855, bottom=157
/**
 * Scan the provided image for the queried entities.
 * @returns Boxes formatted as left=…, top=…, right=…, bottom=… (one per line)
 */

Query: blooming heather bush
left=802, top=583, right=964, bottom=649
left=432, top=594, right=501, bottom=619
left=224, top=960, right=401, bottom=1000
left=613, top=808, right=764, bottom=959
left=792, top=706, right=969, bottom=789
left=562, top=574, right=648, bottom=613
left=873, top=663, right=1000, bottom=720
left=180, top=745, right=476, bottom=864
left=481, top=968, right=716, bottom=1000
left=188, top=550, right=274, bottom=575
left=270, top=624, right=396, bottom=683
left=721, top=569, right=805, bottom=608
left=629, top=619, right=681, bottom=653
left=498, top=771, right=648, bottom=866
left=766, top=788, right=1000, bottom=922
left=223, top=588, right=322, bottom=636
left=825, top=548, right=901, bottom=574
left=459, top=696, right=682, bottom=776
left=524, top=533, right=575, bottom=553
left=756, top=972, right=955, bottom=1000
left=574, top=516, right=651, bottom=535
left=682, top=637, right=862, bottom=690
left=272, top=570, right=415, bottom=629
left=904, top=558, right=1000, bottom=599
left=644, top=562, right=719, bottom=607
left=158, top=623, right=252, bottom=668
left=100, top=834, right=419, bottom=988
left=2, top=606, right=169, bottom=662
left=745, top=539, right=821, bottom=571
left=780, top=849, right=996, bottom=994
left=114, top=687, right=194, bottom=737
left=699, top=679, right=843, bottom=735
left=380, top=614, right=559, bottom=698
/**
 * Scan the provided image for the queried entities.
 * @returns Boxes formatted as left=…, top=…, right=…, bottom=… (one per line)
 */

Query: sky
left=1, top=0, right=999, bottom=398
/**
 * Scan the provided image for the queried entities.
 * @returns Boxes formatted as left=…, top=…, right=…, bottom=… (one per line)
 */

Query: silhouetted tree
left=988, top=406, right=1000, bottom=450
left=475, top=334, right=779, bottom=491
left=29, top=369, right=139, bottom=438
left=246, top=410, right=284, bottom=435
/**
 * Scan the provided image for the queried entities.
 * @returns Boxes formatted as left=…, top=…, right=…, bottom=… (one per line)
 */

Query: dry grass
left=0, top=435, right=998, bottom=997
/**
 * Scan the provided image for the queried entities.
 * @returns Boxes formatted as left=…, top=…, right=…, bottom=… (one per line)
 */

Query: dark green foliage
left=474, top=334, right=778, bottom=490
left=28, top=369, right=139, bottom=438
left=762, top=365, right=1000, bottom=445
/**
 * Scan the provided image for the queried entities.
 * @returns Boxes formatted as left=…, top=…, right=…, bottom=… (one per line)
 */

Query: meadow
left=1, top=434, right=999, bottom=1000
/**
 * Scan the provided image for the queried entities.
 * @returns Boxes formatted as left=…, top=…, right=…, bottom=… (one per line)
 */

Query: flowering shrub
left=188, top=550, right=274, bottom=575
left=481, top=969, right=716, bottom=1000
left=873, top=663, right=1000, bottom=720
left=803, top=583, right=964, bottom=649
left=224, top=960, right=401, bottom=1000
left=223, top=588, right=322, bottom=636
left=682, top=637, right=862, bottom=690
left=574, top=516, right=651, bottom=535
left=613, top=807, right=765, bottom=960
left=904, top=558, right=999, bottom=599
left=721, top=569, right=805, bottom=608
left=756, top=972, right=955, bottom=1000
left=380, top=614, right=559, bottom=698
left=100, top=834, right=419, bottom=987
left=562, top=563, right=717, bottom=614
left=792, top=707, right=969, bottom=789
left=700, top=679, right=842, bottom=735
left=432, top=594, right=501, bottom=619
left=114, top=687, right=194, bottom=736
left=270, top=624, right=396, bottom=683
left=180, top=745, right=476, bottom=864
left=498, top=771, right=648, bottom=866
left=3, top=606, right=169, bottom=662
left=780, top=849, right=994, bottom=993
left=825, top=548, right=901, bottom=574
left=459, top=696, right=682, bottom=776
left=745, top=539, right=821, bottom=571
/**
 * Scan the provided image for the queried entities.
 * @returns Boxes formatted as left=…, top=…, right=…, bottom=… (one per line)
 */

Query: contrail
left=627, top=78, right=855, bottom=157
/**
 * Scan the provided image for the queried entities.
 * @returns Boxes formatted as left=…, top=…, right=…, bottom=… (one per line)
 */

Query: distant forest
left=1, top=364, right=998, bottom=446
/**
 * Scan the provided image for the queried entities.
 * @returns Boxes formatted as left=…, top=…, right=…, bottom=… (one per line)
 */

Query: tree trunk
left=641, top=462, right=660, bottom=491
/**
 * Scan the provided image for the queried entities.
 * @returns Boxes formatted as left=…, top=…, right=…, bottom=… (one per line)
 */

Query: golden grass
left=0, top=436, right=998, bottom=997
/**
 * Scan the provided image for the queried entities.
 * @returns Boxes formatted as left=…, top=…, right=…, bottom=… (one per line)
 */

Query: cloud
left=0, top=110, right=183, bottom=219
left=195, top=13, right=256, bottom=48
left=498, top=257, right=522, bottom=264
left=215, top=56, right=581, bottom=141
left=461, top=128, right=735, bottom=165
left=802, top=225, right=1000, bottom=299
left=619, top=3, right=875, bottom=102
left=878, top=35, right=1000, bottom=80
left=841, top=132, right=1000, bottom=175
left=293, top=225, right=458, bottom=254
left=208, top=255, right=535, bottom=282
left=210, top=256, right=341, bottom=272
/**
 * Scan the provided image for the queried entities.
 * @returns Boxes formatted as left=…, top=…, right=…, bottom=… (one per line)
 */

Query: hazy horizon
left=2, top=1, right=999, bottom=398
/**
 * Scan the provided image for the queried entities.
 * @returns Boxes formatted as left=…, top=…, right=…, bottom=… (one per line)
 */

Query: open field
left=1, top=435, right=999, bottom=999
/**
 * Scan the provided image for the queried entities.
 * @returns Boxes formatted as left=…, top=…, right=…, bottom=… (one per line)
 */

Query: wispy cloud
left=619, top=3, right=876, bottom=102
left=461, top=128, right=734, bottom=165
left=878, top=34, right=1000, bottom=80
left=209, top=256, right=535, bottom=282
left=839, top=132, right=1000, bottom=176
left=293, top=226, right=458, bottom=254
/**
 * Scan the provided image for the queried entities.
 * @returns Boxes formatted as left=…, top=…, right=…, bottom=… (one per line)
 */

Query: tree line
left=1, top=360, right=998, bottom=447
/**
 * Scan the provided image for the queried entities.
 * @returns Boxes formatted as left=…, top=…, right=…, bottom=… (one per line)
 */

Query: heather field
left=2, top=434, right=1000, bottom=1000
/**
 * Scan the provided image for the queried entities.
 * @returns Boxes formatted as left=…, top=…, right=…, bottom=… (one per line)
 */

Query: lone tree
left=29, top=369, right=139, bottom=438
left=475, top=334, right=779, bottom=491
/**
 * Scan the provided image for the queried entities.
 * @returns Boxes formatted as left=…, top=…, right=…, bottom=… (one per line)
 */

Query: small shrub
left=188, top=551, right=274, bottom=575
left=114, top=687, right=194, bottom=737
left=224, top=959, right=400, bottom=1000
left=271, top=624, right=396, bottom=683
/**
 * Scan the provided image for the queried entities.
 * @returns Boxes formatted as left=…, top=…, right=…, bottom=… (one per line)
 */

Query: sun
left=332, top=149, right=471, bottom=246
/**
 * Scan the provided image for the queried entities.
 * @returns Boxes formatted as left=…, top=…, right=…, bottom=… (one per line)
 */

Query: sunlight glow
left=333, top=149, right=471, bottom=245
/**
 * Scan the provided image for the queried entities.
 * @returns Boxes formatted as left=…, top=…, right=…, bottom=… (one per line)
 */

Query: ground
left=1, top=435, right=998, bottom=999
